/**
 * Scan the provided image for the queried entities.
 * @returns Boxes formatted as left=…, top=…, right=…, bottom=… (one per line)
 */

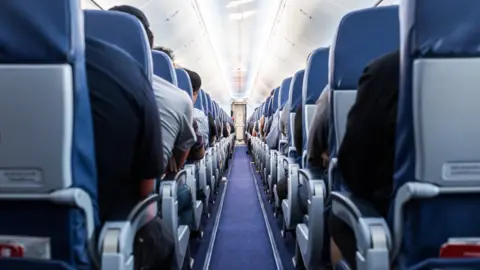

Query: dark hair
left=153, top=46, right=175, bottom=61
left=109, top=5, right=154, bottom=47
left=183, top=68, right=202, bottom=93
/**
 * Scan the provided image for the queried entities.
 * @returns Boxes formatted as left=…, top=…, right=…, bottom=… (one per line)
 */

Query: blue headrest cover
left=279, top=77, right=292, bottom=109
left=201, top=90, right=208, bottom=114
left=303, top=47, right=329, bottom=106
left=194, top=89, right=204, bottom=111
left=175, top=68, right=193, bottom=99
left=265, top=96, right=272, bottom=117
left=84, top=10, right=153, bottom=82
left=289, top=70, right=305, bottom=112
left=212, top=101, right=217, bottom=118
left=272, top=87, right=280, bottom=111
left=205, top=93, right=212, bottom=114
left=152, top=50, right=177, bottom=86
left=329, top=6, right=399, bottom=89
left=402, top=0, right=480, bottom=57
left=0, top=0, right=98, bottom=201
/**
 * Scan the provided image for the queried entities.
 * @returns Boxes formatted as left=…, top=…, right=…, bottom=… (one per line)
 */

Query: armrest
left=183, top=165, right=197, bottom=203
left=98, top=194, right=160, bottom=268
left=327, top=157, right=338, bottom=195
left=331, top=192, right=391, bottom=254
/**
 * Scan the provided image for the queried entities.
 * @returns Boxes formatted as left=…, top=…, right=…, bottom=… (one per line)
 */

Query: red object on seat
left=0, top=243, right=24, bottom=258
left=440, top=240, right=480, bottom=258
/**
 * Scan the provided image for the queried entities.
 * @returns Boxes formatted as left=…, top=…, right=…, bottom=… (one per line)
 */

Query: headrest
left=200, top=89, right=208, bottom=114
left=194, top=89, right=204, bottom=111
left=84, top=10, right=153, bottom=82
left=329, top=6, right=399, bottom=90
left=175, top=68, right=193, bottom=99
left=279, top=77, right=292, bottom=109
left=303, top=47, right=329, bottom=105
left=205, top=93, right=212, bottom=114
left=272, top=87, right=280, bottom=111
left=212, top=101, right=217, bottom=118
left=289, top=70, right=305, bottom=112
left=152, top=50, right=177, bottom=86
left=401, top=0, right=480, bottom=57
left=0, top=1, right=84, bottom=64
left=265, top=96, right=272, bottom=117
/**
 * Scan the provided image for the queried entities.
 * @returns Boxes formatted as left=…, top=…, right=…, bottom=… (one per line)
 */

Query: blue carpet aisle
left=206, top=146, right=279, bottom=270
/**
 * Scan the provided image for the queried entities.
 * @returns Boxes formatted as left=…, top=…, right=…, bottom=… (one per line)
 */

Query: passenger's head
left=184, top=68, right=202, bottom=102
left=109, top=5, right=154, bottom=47
left=154, top=46, right=175, bottom=62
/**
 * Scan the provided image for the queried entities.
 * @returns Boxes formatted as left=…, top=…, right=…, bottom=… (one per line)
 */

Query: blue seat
left=327, top=5, right=400, bottom=270
left=84, top=9, right=168, bottom=270
left=176, top=68, right=193, bottom=98
left=328, top=6, right=400, bottom=194
left=84, top=10, right=153, bottom=84
left=280, top=71, right=305, bottom=232
left=333, top=1, right=480, bottom=268
left=152, top=50, right=177, bottom=86
left=302, top=47, right=329, bottom=168
left=287, top=69, right=305, bottom=158
left=267, top=87, right=281, bottom=195
left=392, top=0, right=480, bottom=268
left=0, top=1, right=97, bottom=269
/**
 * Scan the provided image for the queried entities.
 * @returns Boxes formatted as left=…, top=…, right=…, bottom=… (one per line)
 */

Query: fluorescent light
left=226, top=0, right=255, bottom=9
left=229, top=10, right=257, bottom=21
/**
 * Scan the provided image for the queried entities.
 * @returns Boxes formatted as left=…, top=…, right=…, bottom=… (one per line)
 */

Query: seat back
left=279, top=77, right=292, bottom=111
left=152, top=50, right=177, bottom=86
left=205, top=92, right=212, bottom=115
left=272, top=86, right=280, bottom=112
left=329, top=6, right=399, bottom=155
left=302, top=47, right=329, bottom=155
left=0, top=1, right=97, bottom=268
left=84, top=10, right=153, bottom=83
left=393, top=0, right=480, bottom=267
left=194, top=89, right=204, bottom=110
left=176, top=68, right=193, bottom=98
left=288, top=70, right=305, bottom=150
left=200, top=90, right=208, bottom=115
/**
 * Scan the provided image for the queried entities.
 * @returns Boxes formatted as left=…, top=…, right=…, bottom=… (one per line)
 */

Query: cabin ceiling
left=83, top=0, right=398, bottom=109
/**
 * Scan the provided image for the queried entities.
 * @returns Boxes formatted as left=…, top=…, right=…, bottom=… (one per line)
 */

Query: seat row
left=0, top=1, right=234, bottom=270
left=248, top=0, right=480, bottom=269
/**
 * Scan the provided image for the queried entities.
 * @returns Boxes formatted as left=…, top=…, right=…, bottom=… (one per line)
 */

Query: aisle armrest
left=331, top=192, right=391, bottom=268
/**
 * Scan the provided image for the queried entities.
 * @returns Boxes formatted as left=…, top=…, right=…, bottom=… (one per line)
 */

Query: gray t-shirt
left=152, top=75, right=196, bottom=168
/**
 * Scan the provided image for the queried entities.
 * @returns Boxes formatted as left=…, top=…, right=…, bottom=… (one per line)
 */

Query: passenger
left=184, top=68, right=209, bottom=150
left=110, top=5, right=197, bottom=230
left=293, top=105, right=303, bottom=160
left=208, top=111, right=217, bottom=146
left=154, top=46, right=175, bottom=62
left=293, top=85, right=332, bottom=216
left=184, top=68, right=209, bottom=201
left=223, top=121, right=230, bottom=138
left=307, top=86, right=331, bottom=169
left=329, top=51, right=399, bottom=268
left=84, top=36, right=174, bottom=269
left=265, top=109, right=280, bottom=150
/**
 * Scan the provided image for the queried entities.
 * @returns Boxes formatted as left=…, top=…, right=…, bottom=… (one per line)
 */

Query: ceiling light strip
left=245, top=0, right=289, bottom=99
left=190, top=0, right=233, bottom=97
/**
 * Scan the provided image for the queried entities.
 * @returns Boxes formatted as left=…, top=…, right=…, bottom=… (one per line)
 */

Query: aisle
left=206, top=146, right=279, bottom=270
